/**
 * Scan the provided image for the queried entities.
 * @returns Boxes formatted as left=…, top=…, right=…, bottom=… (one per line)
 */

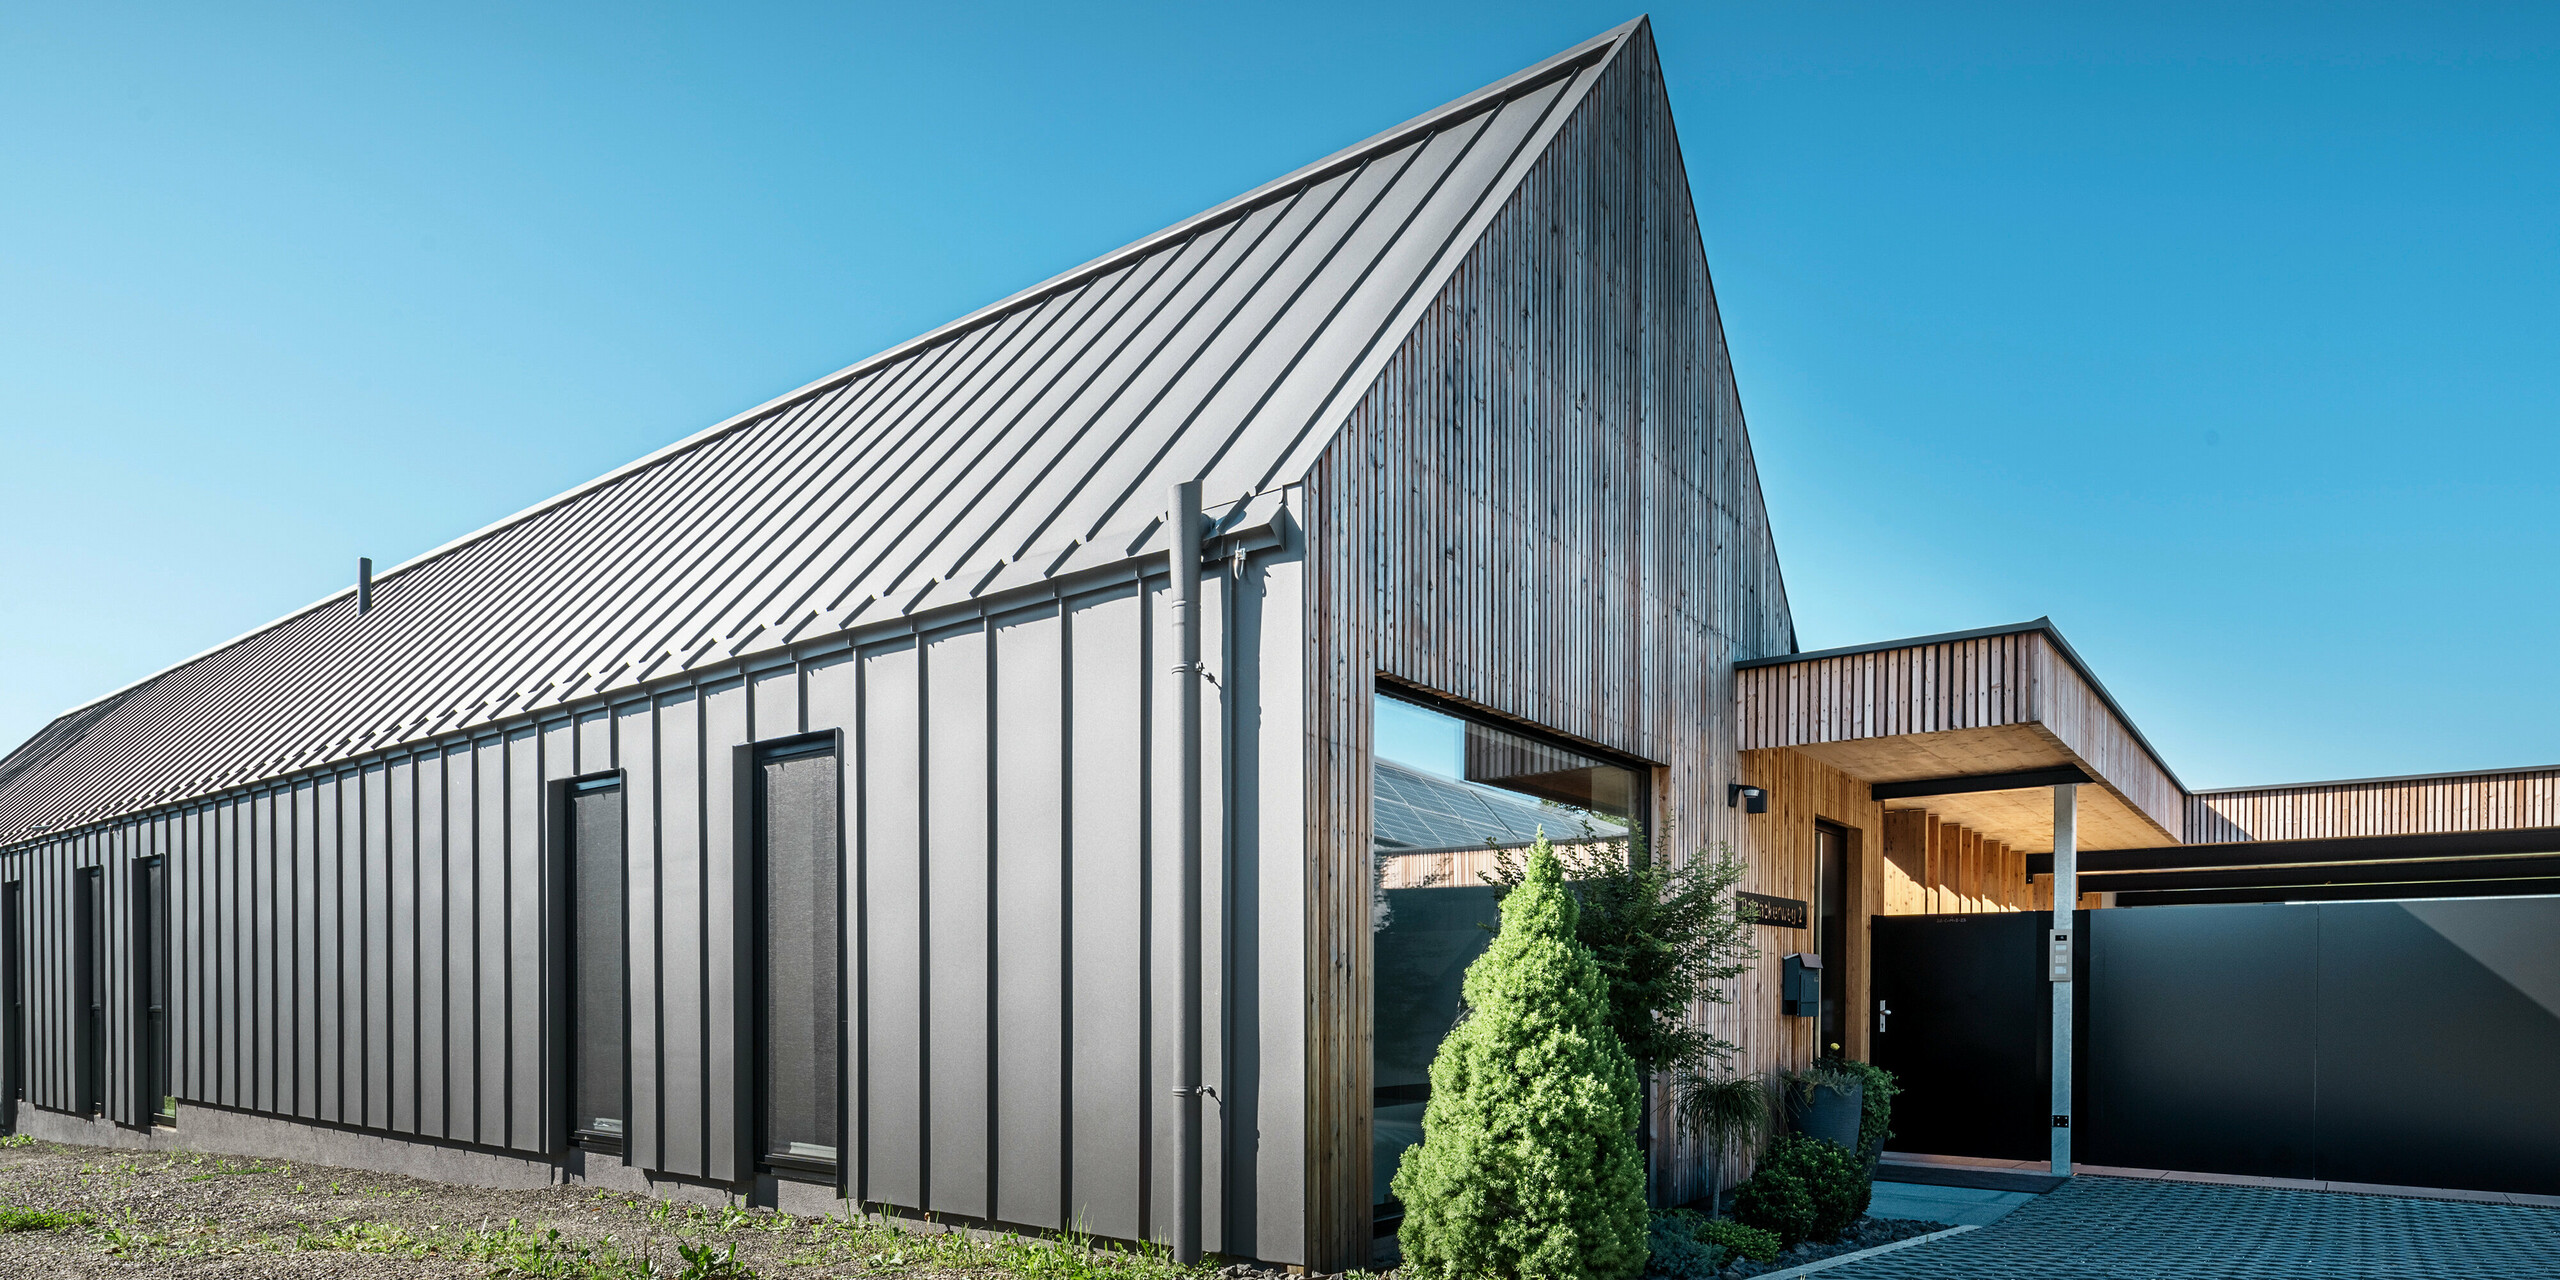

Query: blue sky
left=2, top=2, right=2554, bottom=788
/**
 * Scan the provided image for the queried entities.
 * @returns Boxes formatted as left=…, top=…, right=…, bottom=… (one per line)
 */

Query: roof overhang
left=1736, top=619, right=2185, bottom=851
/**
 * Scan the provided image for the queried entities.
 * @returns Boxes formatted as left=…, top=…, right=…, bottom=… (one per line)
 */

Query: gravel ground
left=1718, top=1215, right=1944, bottom=1278
left=0, top=1136, right=1229, bottom=1279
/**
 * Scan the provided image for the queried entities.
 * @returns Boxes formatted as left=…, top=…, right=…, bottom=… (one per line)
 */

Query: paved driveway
left=1827, top=1176, right=2560, bottom=1279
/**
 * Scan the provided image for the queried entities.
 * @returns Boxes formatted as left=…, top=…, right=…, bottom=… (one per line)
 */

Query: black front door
left=1870, top=911, right=2071, bottom=1160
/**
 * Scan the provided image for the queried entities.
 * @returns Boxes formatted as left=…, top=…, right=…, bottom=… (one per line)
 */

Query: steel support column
left=2050, top=782, right=2077, bottom=1177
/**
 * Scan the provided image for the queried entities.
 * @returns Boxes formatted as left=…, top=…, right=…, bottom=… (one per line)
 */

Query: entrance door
left=1870, top=911, right=2070, bottom=1160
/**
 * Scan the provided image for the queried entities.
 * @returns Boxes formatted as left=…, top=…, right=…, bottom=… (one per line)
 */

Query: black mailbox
left=1783, top=952, right=1821, bottom=1018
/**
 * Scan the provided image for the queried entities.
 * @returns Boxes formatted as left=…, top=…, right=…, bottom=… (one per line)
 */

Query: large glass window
left=1369, top=692, right=1643, bottom=1220
left=568, top=778, right=625, bottom=1144
left=756, top=740, right=841, bottom=1173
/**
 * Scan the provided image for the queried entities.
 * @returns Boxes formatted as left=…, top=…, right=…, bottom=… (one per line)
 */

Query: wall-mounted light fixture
left=1728, top=783, right=1767, bottom=813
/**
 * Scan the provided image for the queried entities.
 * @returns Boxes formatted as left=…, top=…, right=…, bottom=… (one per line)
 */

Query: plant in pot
left=1779, top=1061, right=1865, bottom=1152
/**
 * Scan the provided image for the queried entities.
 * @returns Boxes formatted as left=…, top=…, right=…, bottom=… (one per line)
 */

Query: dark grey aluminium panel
left=2082, top=904, right=2317, bottom=1178
left=1869, top=912, right=2066, bottom=1162
left=703, top=679, right=749, bottom=1184
left=925, top=625, right=992, bottom=1222
left=507, top=728, right=543, bottom=1153
left=862, top=639, right=924, bottom=1208
left=366, top=760, right=393, bottom=1133
left=443, top=744, right=476, bottom=1142
left=992, top=608, right=1067, bottom=1230
left=2315, top=899, right=2560, bottom=1194
left=1068, top=587, right=1146, bottom=1242
left=656, top=693, right=705, bottom=1177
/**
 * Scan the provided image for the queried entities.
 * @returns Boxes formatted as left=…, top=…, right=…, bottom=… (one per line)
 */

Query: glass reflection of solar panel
left=1371, top=759, right=1623, bottom=854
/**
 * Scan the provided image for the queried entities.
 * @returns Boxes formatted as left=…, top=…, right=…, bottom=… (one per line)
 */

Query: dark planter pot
left=1789, top=1079, right=1864, bottom=1151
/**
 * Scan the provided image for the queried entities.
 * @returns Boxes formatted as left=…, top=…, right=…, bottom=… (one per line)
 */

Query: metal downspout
left=1171, top=481, right=1206, bottom=1264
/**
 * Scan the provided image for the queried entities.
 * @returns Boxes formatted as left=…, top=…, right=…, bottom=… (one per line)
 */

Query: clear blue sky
left=3, top=3, right=2554, bottom=789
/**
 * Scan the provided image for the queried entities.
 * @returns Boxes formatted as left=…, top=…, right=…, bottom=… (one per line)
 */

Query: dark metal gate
left=1872, top=898, right=2560, bottom=1195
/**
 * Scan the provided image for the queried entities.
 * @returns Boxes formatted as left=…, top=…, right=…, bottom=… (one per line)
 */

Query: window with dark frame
left=1367, top=689, right=1649, bottom=1227
left=1815, top=821, right=1848, bottom=1056
left=568, top=777, right=626, bottom=1147
left=755, top=738, right=841, bottom=1175
left=3, top=883, right=20, bottom=1107
left=75, top=867, right=103, bottom=1116
left=135, top=856, right=171, bottom=1124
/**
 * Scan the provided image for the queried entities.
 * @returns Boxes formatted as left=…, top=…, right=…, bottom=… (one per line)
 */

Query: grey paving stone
left=1820, top=1175, right=2560, bottom=1279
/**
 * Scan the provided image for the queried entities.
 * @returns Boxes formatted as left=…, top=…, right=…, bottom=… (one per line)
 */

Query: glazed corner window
left=1367, top=691, right=1642, bottom=1217
left=756, top=738, right=841, bottom=1174
left=568, top=777, right=626, bottom=1145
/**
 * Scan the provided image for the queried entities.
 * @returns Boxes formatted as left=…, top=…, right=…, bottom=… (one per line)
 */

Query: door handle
left=1876, top=1000, right=1891, bottom=1033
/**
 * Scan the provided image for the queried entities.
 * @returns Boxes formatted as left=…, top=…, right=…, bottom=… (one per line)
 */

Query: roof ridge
left=18, top=19, right=1644, bottom=734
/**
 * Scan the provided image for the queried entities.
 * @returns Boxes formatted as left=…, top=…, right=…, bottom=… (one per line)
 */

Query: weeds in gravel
left=0, top=1203, right=90, bottom=1232
left=0, top=1135, right=34, bottom=1149
left=292, top=1216, right=652, bottom=1278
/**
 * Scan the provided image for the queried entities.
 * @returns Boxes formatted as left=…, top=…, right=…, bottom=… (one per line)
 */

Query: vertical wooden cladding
left=1301, top=34, right=1794, bottom=1263
left=1878, top=809, right=2066, bottom=916
left=1735, top=629, right=2185, bottom=844
left=2030, top=644, right=2182, bottom=840
left=1736, top=632, right=2037, bottom=751
left=1730, top=751, right=1882, bottom=1067
left=2189, top=767, right=2560, bottom=843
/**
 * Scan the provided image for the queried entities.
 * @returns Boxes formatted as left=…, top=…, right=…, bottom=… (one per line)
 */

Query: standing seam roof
left=0, top=19, right=1647, bottom=844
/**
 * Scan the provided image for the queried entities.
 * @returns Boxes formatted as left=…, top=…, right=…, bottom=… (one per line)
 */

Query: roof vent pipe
left=357, top=558, right=373, bottom=613
left=1169, top=480, right=1205, bottom=1265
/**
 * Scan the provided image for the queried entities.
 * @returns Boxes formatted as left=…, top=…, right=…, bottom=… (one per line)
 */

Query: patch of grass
left=0, top=1135, right=35, bottom=1150
left=0, top=1203, right=90, bottom=1232
left=293, top=1216, right=649, bottom=1279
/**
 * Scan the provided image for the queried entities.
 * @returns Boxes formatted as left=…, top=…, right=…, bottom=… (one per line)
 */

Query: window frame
left=747, top=732, right=845, bottom=1183
left=553, top=771, right=630, bottom=1156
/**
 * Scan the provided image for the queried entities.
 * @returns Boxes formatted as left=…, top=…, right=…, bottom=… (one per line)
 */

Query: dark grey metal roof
left=0, top=21, right=1646, bottom=845
left=1372, top=760, right=1627, bottom=856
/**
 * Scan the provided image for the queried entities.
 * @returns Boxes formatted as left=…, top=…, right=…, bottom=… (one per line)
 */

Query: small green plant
left=1748, top=1134, right=1868, bottom=1243
left=674, top=1239, right=759, bottom=1279
left=1731, top=1160, right=1815, bottom=1248
left=1694, top=1217, right=1780, bottom=1264
left=1823, top=1057, right=1901, bottom=1163
left=1396, top=838, right=1649, bottom=1280
left=0, top=1203, right=91, bottom=1232
left=1641, top=1209, right=1728, bottom=1280
left=0, top=1134, right=34, bottom=1149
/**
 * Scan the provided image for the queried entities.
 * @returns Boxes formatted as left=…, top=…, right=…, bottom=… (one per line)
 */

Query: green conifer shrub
left=1393, top=838, right=1649, bottom=1280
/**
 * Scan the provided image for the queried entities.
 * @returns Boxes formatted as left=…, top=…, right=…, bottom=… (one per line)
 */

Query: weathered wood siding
left=2189, top=767, right=2560, bottom=843
left=1733, top=750, right=1884, bottom=1063
left=1739, top=631, right=2037, bottom=749
left=1736, top=629, right=2184, bottom=842
left=1298, top=31, right=1795, bottom=1262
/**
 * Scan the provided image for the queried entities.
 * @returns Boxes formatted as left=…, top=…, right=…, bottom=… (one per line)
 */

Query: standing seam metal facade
left=1, top=538, right=1310, bottom=1258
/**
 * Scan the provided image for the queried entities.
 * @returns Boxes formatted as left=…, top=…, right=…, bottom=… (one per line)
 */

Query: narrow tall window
left=2, top=883, right=21, bottom=1110
left=75, top=868, right=103, bottom=1116
left=134, top=857, right=170, bottom=1124
left=1815, top=822, right=1849, bottom=1056
left=569, top=778, right=626, bottom=1145
left=756, top=739, right=839, bottom=1173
